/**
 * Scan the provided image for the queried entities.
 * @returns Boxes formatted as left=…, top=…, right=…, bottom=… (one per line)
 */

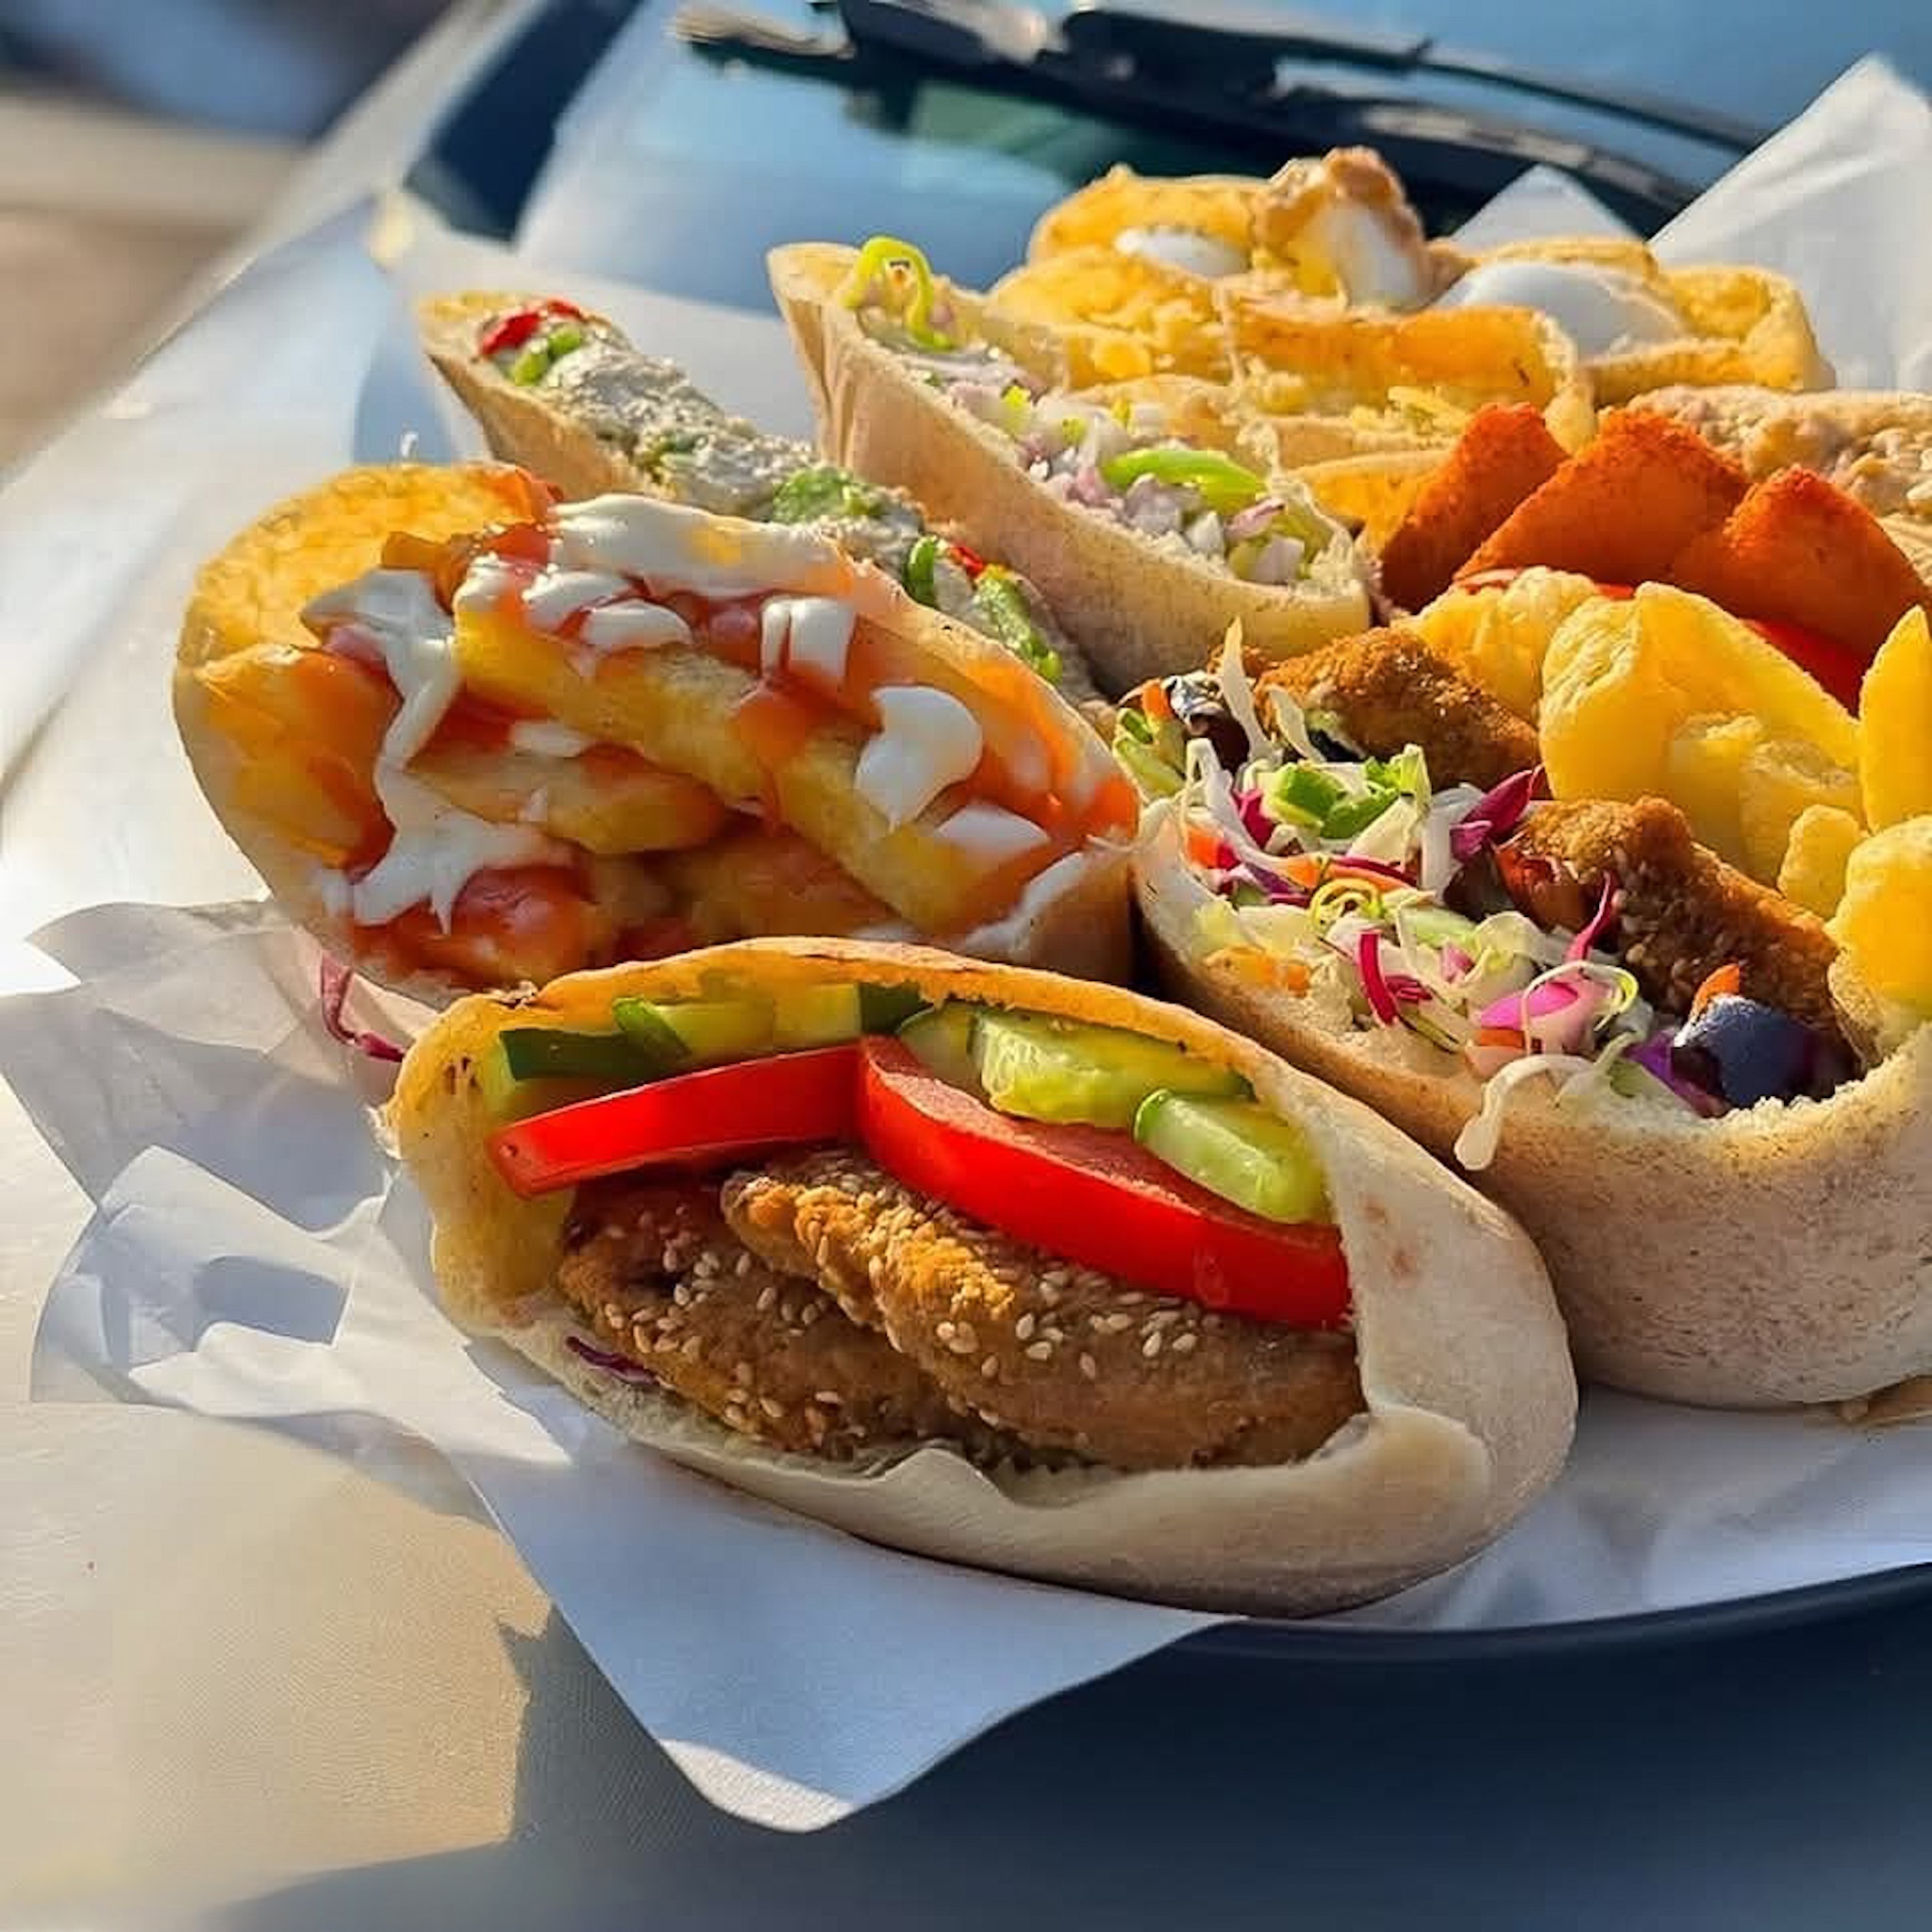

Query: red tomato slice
left=1453, top=569, right=1866, bottom=708
left=489, top=1045, right=859, bottom=1196
left=854, top=1038, right=1349, bottom=1328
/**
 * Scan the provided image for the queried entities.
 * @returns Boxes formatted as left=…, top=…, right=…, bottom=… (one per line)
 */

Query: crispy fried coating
left=556, top=1175, right=1013, bottom=1461
left=1458, top=412, right=1748, bottom=588
left=1666, top=468, right=1931, bottom=660
left=723, top=1151, right=1363, bottom=1473
left=1377, top=405, right=1567, bottom=610
left=663, top=824, right=895, bottom=944
left=1506, top=796, right=1843, bottom=1040
left=1261, top=626, right=1541, bottom=791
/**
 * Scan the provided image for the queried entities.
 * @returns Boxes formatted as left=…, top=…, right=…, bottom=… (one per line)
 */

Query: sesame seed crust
left=558, top=1176, right=1017, bottom=1462
left=722, top=1151, right=1363, bottom=1471
left=1507, top=797, right=1842, bottom=1042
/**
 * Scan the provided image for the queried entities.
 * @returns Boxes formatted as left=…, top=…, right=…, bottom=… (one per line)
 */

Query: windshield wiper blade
left=1055, top=2, right=1769, bottom=155
left=675, top=0, right=1709, bottom=228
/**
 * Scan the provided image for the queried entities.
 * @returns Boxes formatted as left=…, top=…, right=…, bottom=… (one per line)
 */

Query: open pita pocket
left=768, top=240, right=1374, bottom=695
left=1124, top=635, right=1932, bottom=1409
left=417, top=290, right=1106, bottom=710
left=392, top=937, right=1574, bottom=1615
left=176, top=463, right=1136, bottom=1003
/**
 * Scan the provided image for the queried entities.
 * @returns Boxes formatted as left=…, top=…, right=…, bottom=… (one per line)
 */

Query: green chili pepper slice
left=1098, top=447, right=1266, bottom=514
left=838, top=235, right=957, bottom=351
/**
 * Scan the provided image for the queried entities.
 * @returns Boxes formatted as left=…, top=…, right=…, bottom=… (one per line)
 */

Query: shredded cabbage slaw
left=840, top=236, right=1358, bottom=588
left=1127, top=639, right=1701, bottom=1168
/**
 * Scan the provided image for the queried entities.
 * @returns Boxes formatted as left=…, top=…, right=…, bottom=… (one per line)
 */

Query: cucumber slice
left=972, top=1010, right=1244, bottom=1131
left=773, top=983, right=862, bottom=1048
left=898, top=1001, right=983, bottom=1092
left=474, top=1040, right=606, bottom=1124
left=498, top=1026, right=670, bottom=1084
left=1402, top=904, right=1481, bottom=951
left=612, top=995, right=772, bottom=1065
left=858, top=982, right=925, bottom=1033
left=1133, top=1091, right=1329, bottom=1223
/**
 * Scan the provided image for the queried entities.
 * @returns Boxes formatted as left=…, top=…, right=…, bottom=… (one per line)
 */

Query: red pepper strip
left=477, top=299, right=586, bottom=358
left=948, top=541, right=988, bottom=579
left=1742, top=615, right=1866, bottom=711
left=477, top=309, right=545, bottom=358
left=855, top=1039, right=1350, bottom=1328
left=488, top=1045, right=858, bottom=1197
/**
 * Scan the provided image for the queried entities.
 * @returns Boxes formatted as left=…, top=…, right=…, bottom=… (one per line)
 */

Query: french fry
left=1858, top=607, right=1932, bottom=829
left=1777, top=805, right=1864, bottom=917
left=1737, top=738, right=1861, bottom=886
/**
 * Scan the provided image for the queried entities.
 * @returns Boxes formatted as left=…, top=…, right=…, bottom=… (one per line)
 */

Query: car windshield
left=413, top=0, right=1932, bottom=308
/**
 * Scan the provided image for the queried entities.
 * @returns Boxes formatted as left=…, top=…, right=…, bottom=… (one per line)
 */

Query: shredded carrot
left=1185, top=822, right=1225, bottom=868
left=1690, top=961, right=1742, bottom=1018
left=1207, top=947, right=1311, bottom=993
left=1140, top=680, right=1175, bottom=726
left=1475, top=1025, right=1525, bottom=1049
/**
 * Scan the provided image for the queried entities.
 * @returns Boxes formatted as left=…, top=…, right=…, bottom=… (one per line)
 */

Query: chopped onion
left=1357, top=929, right=1401, bottom=1024
left=318, top=957, right=406, bottom=1063
left=1226, top=499, right=1282, bottom=542
left=564, top=1334, right=658, bottom=1383
left=1565, top=873, right=1618, bottom=961
left=1450, top=765, right=1542, bottom=864
left=1631, top=1028, right=1727, bottom=1118
left=1476, top=976, right=1586, bottom=1035
left=1235, top=788, right=1274, bottom=846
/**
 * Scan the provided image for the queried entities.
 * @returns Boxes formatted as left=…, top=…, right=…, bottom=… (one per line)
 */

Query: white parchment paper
left=7, top=59, right=1932, bottom=1831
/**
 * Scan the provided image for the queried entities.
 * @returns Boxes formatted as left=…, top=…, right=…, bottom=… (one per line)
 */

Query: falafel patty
left=1260, top=627, right=1542, bottom=792
left=1507, top=796, right=1844, bottom=1042
left=557, top=1175, right=1021, bottom=1462
left=724, top=1150, right=1364, bottom=1472
left=553, top=1156, right=1364, bottom=1474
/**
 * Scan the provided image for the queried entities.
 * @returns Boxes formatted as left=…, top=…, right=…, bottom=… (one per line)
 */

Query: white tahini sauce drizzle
left=350, top=772, right=564, bottom=929
left=550, top=493, right=885, bottom=607
left=853, top=687, right=985, bottom=828
left=760, top=595, right=856, bottom=685
left=932, top=798, right=1051, bottom=868
left=580, top=602, right=692, bottom=654
left=521, top=567, right=632, bottom=631
left=304, top=569, right=459, bottom=766
left=303, top=567, right=569, bottom=930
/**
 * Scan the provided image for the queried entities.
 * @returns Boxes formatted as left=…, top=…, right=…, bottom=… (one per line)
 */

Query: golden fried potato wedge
left=408, top=739, right=733, bottom=854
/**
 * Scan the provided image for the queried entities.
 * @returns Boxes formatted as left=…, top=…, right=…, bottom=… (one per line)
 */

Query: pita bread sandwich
left=1119, top=620, right=1932, bottom=1410
left=391, top=935, right=1574, bottom=1615
left=768, top=237, right=1374, bottom=694
left=175, top=462, right=1137, bottom=1001
left=416, top=290, right=1105, bottom=710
